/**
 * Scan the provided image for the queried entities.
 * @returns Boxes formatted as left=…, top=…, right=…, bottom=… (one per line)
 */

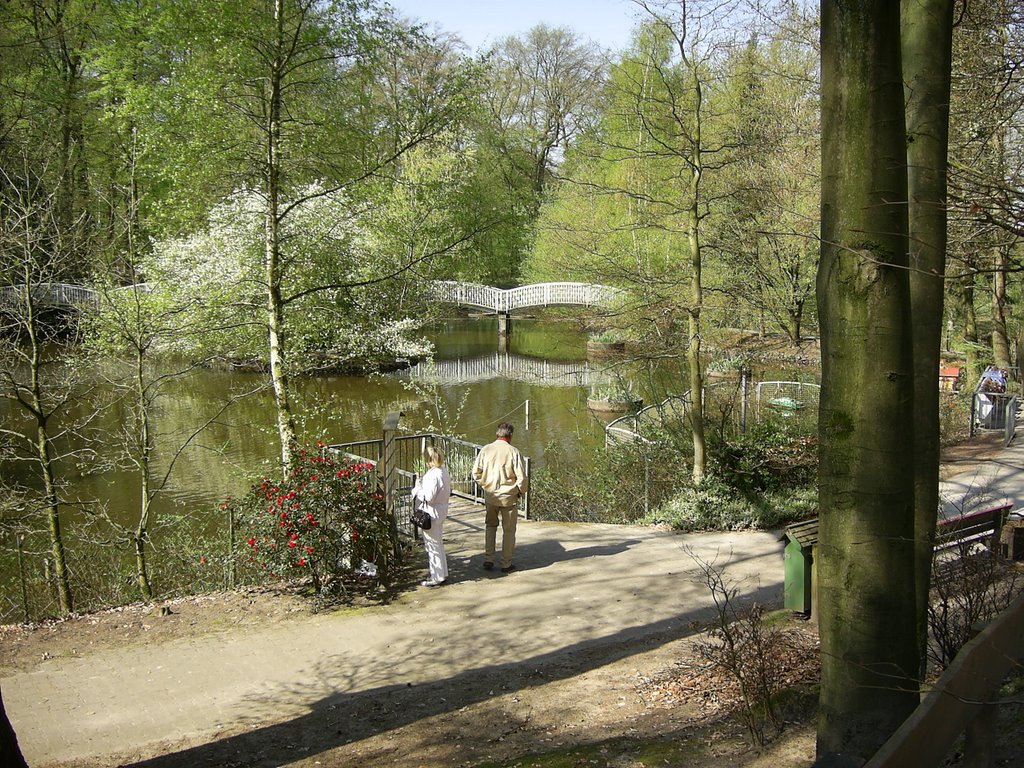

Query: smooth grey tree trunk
left=902, top=0, right=954, bottom=679
left=817, top=1, right=920, bottom=760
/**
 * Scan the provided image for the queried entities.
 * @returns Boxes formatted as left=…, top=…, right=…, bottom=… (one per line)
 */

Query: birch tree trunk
left=265, top=0, right=297, bottom=471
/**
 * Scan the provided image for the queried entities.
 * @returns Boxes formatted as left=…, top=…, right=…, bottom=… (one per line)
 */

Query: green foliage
left=588, top=380, right=638, bottom=403
left=530, top=439, right=692, bottom=524
left=706, top=352, right=750, bottom=372
left=588, top=330, right=624, bottom=343
left=642, top=477, right=816, bottom=532
left=230, top=448, right=393, bottom=594
left=708, top=420, right=818, bottom=493
left=636, top=418, right=817, bottom=532
left=533, top=416, right=817, bottom=531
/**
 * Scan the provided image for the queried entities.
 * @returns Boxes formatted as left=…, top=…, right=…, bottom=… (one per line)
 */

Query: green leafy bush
left=642, top=480, right=816, bottom=531
left=706, top=352, right=751, bottom=372
left=708, top=420, right=818, bottom=493
left=589, top=329, right=624, bottom=344
left=533, top=419, right=817, bottom=531
left=530, top=439, right=692, bottom=524
left=229, top=447, right=393, bottom=593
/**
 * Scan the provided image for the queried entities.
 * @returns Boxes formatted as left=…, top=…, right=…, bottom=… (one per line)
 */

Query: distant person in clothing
left=472, top=422, right=529, bottom=573
left=980, top=365, right=1007, bottom=393
left=412, top=445, right=451, bottom=587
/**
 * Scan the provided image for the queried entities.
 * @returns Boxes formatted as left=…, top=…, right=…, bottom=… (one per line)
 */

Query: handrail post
left=523, top=456, right=531, bottom=520
left=382, top=411, right=404, bottom=561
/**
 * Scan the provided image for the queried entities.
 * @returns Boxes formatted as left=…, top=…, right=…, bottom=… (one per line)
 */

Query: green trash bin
left=782, top=519, right=818, bottom=615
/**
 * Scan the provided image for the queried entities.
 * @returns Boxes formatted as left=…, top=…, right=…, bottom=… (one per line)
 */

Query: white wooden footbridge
left=428, top=281, right=618, bottom=313
left=5, top=281, right=617, bottom=315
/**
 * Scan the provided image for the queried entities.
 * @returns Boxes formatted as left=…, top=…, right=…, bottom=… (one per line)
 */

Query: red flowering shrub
left=228, top=447, right=393, bottom=593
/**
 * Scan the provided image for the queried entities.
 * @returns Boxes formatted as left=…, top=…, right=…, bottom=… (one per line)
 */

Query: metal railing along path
left=328, top=433, right=532, bottom=541
left=605, top=380, right=822, bottom=446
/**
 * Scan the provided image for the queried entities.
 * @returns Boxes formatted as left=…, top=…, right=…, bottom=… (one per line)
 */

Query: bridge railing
left=0, top=283, right=99, bottom=309
left=430, top=281, right=618, bottom=312
left=605, top=394, right=693, bottom=446
left=430, top=281, right=503, bottom=311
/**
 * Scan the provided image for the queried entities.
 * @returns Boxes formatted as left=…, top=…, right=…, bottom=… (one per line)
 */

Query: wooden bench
left=934, top=503, right=1013, bottom=554
left=782, top=505, right=1013, bottom=616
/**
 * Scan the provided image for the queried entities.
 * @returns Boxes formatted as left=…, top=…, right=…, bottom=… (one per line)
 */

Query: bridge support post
left=497, top=311, right=511, bottom=351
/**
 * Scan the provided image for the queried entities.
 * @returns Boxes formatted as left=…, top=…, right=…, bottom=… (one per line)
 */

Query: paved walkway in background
left=939, top=421, right=1024, bottom=519
left=2, top=505, right=784, bottom=767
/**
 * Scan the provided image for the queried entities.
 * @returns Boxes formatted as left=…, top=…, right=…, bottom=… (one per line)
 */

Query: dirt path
left=1, top=435, right=1013, bottom=768
left=2, top=508, right=786, bottom=767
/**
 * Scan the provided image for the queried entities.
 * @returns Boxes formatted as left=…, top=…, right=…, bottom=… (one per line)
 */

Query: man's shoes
left=500, top=564, right=516, bottom=573
left=483, top=562, right=494, bottom=571
left=421, top=579, right=447, bottom=587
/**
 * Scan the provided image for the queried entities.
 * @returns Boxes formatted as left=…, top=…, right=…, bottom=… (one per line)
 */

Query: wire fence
left=605, top=378, right=821, bottom=446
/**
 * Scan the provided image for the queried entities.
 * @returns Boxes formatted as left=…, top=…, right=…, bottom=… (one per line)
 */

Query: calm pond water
left=1, top=316, right=822, bottom=618
left=3, top=317, right=820, bottom=528
left=3, top=317, right=625, bottom=529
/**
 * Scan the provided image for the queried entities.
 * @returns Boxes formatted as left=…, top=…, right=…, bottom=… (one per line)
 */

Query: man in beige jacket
left=472, top=422, right=529, bottom=573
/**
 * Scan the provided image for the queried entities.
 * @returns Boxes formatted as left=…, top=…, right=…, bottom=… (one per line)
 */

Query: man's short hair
left=496, top=422, right=514, bottom=438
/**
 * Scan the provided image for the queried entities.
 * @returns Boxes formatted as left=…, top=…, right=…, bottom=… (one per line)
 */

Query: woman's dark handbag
left=411, top=503, right=431, bottom=530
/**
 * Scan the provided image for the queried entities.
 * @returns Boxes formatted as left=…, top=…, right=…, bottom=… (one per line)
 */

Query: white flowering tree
left=145, top=183, right=431, bottom=432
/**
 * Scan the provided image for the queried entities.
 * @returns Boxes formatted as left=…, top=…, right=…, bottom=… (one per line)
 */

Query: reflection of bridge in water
left=408, top=353, right=608, bottom=387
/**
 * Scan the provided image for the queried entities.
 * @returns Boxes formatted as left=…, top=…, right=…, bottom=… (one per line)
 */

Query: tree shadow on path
left=124, top=580, right=780, bottom=768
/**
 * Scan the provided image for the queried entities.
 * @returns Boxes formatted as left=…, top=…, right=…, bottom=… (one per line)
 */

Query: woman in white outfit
left=412, top=445, right=451, bottom=587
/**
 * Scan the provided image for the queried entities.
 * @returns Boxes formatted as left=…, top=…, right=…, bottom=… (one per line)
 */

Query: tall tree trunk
left=961, top=271, right=981, bottom=379
left=992, top=246, right=1011, bottom=369
left=266, top=0, right=297, bottom=472
left=902, top=0, right=953, bottom=680
left=134, top=343, right=154, bottom=600
left=817, top=2, right=919, bottom=760
left=679, top=26, right=706, bottom=485
left=24, top=282, right=73, bottom=615
left=687, top=207, right=705, bottom=484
